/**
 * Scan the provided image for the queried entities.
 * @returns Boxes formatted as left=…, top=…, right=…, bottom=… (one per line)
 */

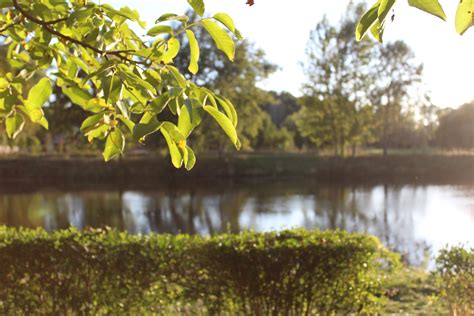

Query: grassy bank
left=0, top=153, right=472, bottom=186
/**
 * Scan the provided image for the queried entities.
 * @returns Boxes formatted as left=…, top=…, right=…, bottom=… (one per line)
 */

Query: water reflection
left=0, top=182, right=473, bottom=265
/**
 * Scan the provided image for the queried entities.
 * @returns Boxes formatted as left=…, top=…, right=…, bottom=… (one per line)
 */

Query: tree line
left=0, top=3, right=472, bottom=157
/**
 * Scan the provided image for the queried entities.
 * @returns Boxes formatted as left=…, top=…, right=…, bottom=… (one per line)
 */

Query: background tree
left=369, top=41, right=423, bottom=155
left=294, top=3, right=376, bottom=157
left=436, top=102, right=474, bottom=149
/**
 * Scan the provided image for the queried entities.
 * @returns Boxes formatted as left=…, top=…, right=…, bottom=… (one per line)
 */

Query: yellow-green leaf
left=162, top=38, right=181, bottom=64
left=186, top=30, right=200, bottom=74
left=356, top=1, right=381, bottom=41
left=63, top=86, right=92, bottom=109
left=378, top=0, right=396, bottom=22
left=370, top=20, right=385, bottom=42
left=133, top=118, right=162, bottom=143
left=161, top=126, right=183, bottom=168
left=184, top=145, right=196, bottom=170
left=147, top=25, right=173, bottom=36
left=103, top=128, right=125, bottom=161
left=188, top=0, right=204, bottom=16
left=5, top=112, right=25, bottom=139
left=455, top=0, right=474, bottom=35
left=80, top=113, right=103, bottom=133
left=202, top=19, right=235, bottom=61
left=26, top=78, right=52, bottom=109
left=408, top=0, right=446, bottom=21
left=38, top=117, right=49, bottom=130
left=203, top=105, right=240, bottom=149
left=213, top=13, right=236, bottom=33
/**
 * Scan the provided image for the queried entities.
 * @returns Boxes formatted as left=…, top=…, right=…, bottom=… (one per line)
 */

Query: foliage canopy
left=0, top=0, right=241, bottom=168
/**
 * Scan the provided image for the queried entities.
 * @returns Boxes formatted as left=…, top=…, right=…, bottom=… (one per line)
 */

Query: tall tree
left=294, top=2, right=376, bottom=157
left=369, top=41, right=423, bottom=155
left=436, top=102, right=474, bottom=149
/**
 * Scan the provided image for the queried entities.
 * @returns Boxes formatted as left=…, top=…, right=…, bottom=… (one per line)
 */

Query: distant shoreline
left=0, top=153, right=472, bottom=189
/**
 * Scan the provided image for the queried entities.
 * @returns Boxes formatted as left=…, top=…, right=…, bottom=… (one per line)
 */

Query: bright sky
left=105, top=0, right=474, bottom=108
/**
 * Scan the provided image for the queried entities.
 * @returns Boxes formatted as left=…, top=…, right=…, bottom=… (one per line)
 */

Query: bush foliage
left=0, top=227, right=397, bottom=315
left=434, top=246, right=474, bottom=315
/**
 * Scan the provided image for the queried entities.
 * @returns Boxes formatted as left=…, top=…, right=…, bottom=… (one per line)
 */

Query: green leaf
left=186, top=30, right=200, bottom=75
left=5, top=112, right=25, bottom=139
left=216, top=96, right=238, bottom=127
left=162, top=38, right=181, bottom=64
left=103, top=128, right=125, bottom=161
left=167, top=66, right=187, bottom=88
left=133, top=118, right=162, bottom=143
left=147, top=25, right=173, bottom=36
left=149, top=93, right=171, bottom=114
left=370, top=20, right=385, bottom=42
left=155, top=14, right=189, bottom=24
left=86, top=124, right=109, bottom=143
left=38, top=117, right=49, bottom=130
left=26, top=78, right=52, bottom=109
left=178, top=104, right=201, bottom=137
left=408, top=0, right=446, bottom=21
left=117, top=65, right=155, bottom=93
left=63, top=86, right=92, bottom=108
left=161, top=126, right=183, bottom=168
left=161, top=122, right=186, bottom=143
left=213, top=13, right=236, bottom=33
left=378, top=0, right=396, bottom=22
left=80, top=113, right=103, bottom=133
left=356, top=1, right=380, bottom=41
left=117, top=115, right=135, bottom=133
left=184, top=145, right=196, bottom=170
left=25, top=78, right=51, bottom=123
left=455, top=0, right=474, bottom=35
left=202, top=19, right=235, bottom=61
left=203, top=105, right=240, bottom=149
left=102, top=74, right=123, bottom=105
left=188, top=0, right=205, bottom=16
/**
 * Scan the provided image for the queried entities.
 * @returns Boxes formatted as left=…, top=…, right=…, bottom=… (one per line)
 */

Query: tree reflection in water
left=0, top=180, right=472, bottom=266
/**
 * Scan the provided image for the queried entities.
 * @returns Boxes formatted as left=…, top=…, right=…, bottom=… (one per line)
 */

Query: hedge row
left=0, top=227, right=397, bottom=315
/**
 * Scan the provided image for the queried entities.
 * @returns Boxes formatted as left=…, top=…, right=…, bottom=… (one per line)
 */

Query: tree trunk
left=352, top=144, right=356, bottom=157
left=383, top=104, right=389, bottom=157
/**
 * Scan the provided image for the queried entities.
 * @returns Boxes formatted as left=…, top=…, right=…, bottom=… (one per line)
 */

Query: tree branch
left=12, top=0, right=137, bottom=63
left=43, top=17, right=68, bottom=25
left=0, top=23, right=15, bottom=33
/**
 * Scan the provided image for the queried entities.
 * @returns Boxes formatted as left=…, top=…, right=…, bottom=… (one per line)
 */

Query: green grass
left=383, top=267, right=446, bottom=315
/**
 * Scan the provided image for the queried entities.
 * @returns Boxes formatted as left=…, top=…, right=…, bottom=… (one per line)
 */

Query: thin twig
left=0, top=23, right=15, bottom=33
left=12, top=0, right=138, bottom=64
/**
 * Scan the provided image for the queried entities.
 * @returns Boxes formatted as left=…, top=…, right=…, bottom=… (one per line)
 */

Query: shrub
left=434, top=246, right=474, bottom=315
left=0, top=227, right=397, bottom=315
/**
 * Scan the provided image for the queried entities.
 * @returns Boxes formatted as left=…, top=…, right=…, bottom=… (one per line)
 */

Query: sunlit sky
left=105, top=0, right=474, bottom=108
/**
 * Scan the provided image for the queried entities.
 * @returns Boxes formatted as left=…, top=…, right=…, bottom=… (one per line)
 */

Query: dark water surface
left=1, top=180, right=473, bottom=265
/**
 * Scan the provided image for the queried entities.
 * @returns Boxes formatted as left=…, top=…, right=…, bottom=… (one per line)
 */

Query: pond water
left=0, top=180, right=473, bottom=266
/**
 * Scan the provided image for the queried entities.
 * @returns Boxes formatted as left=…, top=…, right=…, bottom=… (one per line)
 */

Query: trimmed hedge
left=0, top=227, right=397, bottom=315
left=434, top=246, right=474, bottom=315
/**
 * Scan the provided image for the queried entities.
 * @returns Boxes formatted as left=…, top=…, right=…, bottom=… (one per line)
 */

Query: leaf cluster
left=357, top=0, right=474, bottom=42
left=0, top=0, right=242, bottom=168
